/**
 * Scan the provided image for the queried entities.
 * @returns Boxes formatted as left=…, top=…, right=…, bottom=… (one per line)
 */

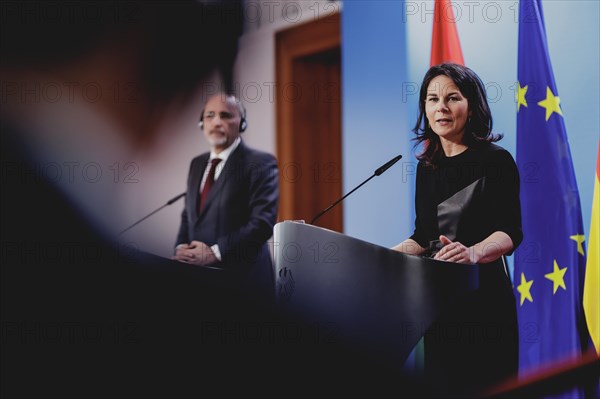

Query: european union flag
left=514, top=0, right=589, bottom=395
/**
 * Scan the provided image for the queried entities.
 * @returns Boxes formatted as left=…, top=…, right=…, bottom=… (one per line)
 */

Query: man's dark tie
left=199, top=158, right=222, bottom=212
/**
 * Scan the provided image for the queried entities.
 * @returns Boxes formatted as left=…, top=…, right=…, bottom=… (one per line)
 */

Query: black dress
left=410, top=143, right=523, bottom=396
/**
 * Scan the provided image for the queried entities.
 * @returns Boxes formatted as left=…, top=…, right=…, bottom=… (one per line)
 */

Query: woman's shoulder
left=472, top=143, right=520, bottom=187
left=416, top=158, right=434, bottom=173
left=474, top=142, right=516, bottom=164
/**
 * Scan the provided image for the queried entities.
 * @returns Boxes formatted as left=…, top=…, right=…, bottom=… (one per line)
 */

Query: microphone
left=166, top=192, right=186, bottom=205
left=310, top=154, right=402, bottom=226
left=375, top=154, right=402, bottom=176
left=119, top=192, right=186, bottom=235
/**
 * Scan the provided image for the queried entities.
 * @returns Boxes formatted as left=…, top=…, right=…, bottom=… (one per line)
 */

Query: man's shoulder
left=238, top=142, right=277, bottom=164
left=190, top=152, right=210, bottom=165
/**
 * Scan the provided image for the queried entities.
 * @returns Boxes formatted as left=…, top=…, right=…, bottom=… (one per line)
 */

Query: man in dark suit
left=173, top=94, right=278, bottom=302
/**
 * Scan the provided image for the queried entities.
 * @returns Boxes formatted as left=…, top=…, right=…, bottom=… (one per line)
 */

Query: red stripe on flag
left=430, top=0, right=465, bottom=66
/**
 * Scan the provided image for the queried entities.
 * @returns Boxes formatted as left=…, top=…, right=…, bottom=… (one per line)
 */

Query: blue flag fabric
left=514, top=0, right=589, bottom=393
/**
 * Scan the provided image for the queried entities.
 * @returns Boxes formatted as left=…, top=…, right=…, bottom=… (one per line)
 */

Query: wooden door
left=276, top=12, right=342, bottom=232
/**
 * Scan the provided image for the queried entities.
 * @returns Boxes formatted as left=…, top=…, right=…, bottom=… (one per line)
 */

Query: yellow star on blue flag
left=537, top=87, right=563, bottom=121
left=517, top=82, right=528, bottom=112
left=544, top=260, right=567, bottom=294
left=570, top=234, right=585, bottom=256
left=517, top=273, right=534, bottom=305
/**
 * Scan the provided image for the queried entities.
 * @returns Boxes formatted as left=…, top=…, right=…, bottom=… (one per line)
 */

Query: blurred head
left=413, top=63, right=500, bottom=165
left=199, top=94, right=246, bottom=152
left=0, top=0, right=245, bottom=238
left=0, top=0, right=244, bottom=148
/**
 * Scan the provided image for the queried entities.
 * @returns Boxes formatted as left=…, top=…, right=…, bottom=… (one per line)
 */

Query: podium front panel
left=273, top=221, right=480, bottom=366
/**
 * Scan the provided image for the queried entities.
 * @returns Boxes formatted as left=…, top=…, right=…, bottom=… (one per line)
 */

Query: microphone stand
left=119, top=192, right=186, bottom=235
left=310, top=175, right=376, bottom=225
left=310, top=154, right=402, bottom=225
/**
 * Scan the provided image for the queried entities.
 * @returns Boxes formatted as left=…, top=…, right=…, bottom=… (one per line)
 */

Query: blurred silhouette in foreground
left=1, top=1, right=422, bottom=397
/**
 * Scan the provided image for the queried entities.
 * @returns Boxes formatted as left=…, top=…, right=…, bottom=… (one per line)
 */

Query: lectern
left=273, top=221, right=501, bottom=369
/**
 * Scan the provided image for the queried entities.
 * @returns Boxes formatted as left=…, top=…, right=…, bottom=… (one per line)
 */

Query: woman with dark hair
left=393, top=63, right=522, bottom=396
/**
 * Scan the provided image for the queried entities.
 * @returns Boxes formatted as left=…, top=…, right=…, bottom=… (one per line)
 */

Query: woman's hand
left=433, top=235, right=477, bottom=264
left=434, top=232, right=514, bottom=264
left=391, top=239, right=426, bottom=256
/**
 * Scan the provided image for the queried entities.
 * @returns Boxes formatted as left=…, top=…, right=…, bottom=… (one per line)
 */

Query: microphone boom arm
left=119, top=192, right=186, bottom=235
left=310, top=154, right=402, bottom=226
left=310, top=174, right=376, bottom=225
